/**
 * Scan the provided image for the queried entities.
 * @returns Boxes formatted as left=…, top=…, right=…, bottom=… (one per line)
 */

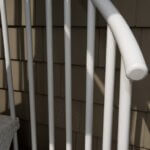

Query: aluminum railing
left=0, top=0, right=148, bottom=150
left=0, top=0, right=18, bottom=150
left=86, top=1, right=148, bottom=150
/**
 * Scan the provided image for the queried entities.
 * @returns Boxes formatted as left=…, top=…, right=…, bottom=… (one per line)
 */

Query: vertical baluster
left=0, top=0, right=19, bottom=149
left=102, top=27, right=116, bottom=150
left=64, top=0, right=72, bottom=150
left=85, top=0, right=95, bottom=150
left=45, top=0, right=55, bottom=150
left=117, top=59, right=132, bottom=150
left=25, top=0, right=37, bottom=150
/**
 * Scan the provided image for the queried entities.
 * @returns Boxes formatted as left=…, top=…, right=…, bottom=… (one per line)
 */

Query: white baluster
left=25, top=0, right=37, bottom=149
left=45, top=0, right=55, bottom=149
left=85, top=0, right=96, bottom=150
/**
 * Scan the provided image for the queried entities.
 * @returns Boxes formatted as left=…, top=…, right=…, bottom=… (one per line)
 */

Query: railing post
left=64, top=0, right=72, bottom=150
left=102, top=27, right=116, bottom=150
left=45, top=0, right=55, bottom=150
left=117, top=59, right=132, bottom=150
left=91, top=0, right=148, bottom=80
left=0, top=0, right=19, bottom=149
left=25, top=0, right=37, bottom=149
left=85, top=0, right=96, bottom=150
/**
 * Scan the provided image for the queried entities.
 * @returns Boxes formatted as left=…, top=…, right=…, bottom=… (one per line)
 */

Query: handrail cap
left=127, top=64, right=148, bottom=81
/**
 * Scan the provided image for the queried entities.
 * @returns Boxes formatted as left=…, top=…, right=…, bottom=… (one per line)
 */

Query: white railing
left=45, top=0, right=55, bottom=150
left=0, top=0, right=18, bottom=150
left=86, top=1, right=148, bottom=150
left=0, top=0, right=148, bottom=150
left=25, top=0, right=37, bottom=150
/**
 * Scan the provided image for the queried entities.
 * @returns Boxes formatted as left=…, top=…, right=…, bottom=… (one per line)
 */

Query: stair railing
left=0, top=0, right=148, bottom=150
left=85, top=1, right=148, bottom=150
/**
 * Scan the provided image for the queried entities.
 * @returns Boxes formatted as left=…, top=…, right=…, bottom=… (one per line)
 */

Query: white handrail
left=92, top=0, right=148, bottom=80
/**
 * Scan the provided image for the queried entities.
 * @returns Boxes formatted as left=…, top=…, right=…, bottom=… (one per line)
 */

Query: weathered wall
left=0, top=0, right=149, bottom=149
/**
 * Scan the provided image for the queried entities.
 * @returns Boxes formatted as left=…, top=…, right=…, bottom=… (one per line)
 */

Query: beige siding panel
left=72, top=29, right=99, bottom=66
left=97, top=29, right=106, bottom=67
left=0, top=89, right=7, bottom=113
left=36, top=63, right=46, bottom=94
left=12, top=61, right=28, bottom=91
left=55, top=128, right=77, bottom=150
left=130, top=111, right=146, bottom=148
left=71, top=0, right=87, bottom=27
left=9, top=28, right=24, bottom=60
left=61, top=66, right=105, bottom=103
left=72, top=100, right=85, bottom=133
left=143, top=113, right=150, bottom=149
left=0, top=28, right=100, bottom=66
left=131, top=29, right=150, bottom=70
left=53, top=28, right=64, bottom=63
left=136, top=0, right=150, bottom=27
left=28, top=95, right=103, bottom=137
left=113, top=70, right=150, bottom=112
left=53, top=0, right=64, bottom=26
left=0, top=29, right=4, bottom=59
left=55, top=128, right=66, bottom=150
left=130, top=111, right=138, bottom=146
left=35, top=0, right=64, bottom=26
left=112, top=108, right=118, bottom=141
left=35, top=63, right=62, bottom=96
left=66, top=66, right=85, bottom=100
left=97, top=29, right=121, bottom=68
left=97, top=28, right=146, bottom=69
left=0, top=60, right=7, bottom=89
left=54, top=98, right=85, bottom=133
left=4, top=0, right=150, bottom=27
left=0, top=89, right=30, bottom=120
left=94, top=68, right=105, bottom=104
left=31, top=96, right=84, bottom=133
left=93, top=104, right=103, bottom=138
left=0, top=1, right=150, bottom=150
left=53, top=28, right=100, bottom=65
left=4, top=0, right=141, bottom=27
left=35, top=0, right=87, bottom=26
left=32, top=29, right=46, bottom=62
left=97, top=0, right=137, bottom=26
left=113, top=0, right=136, bottom=26
left=75, top=133, right=84, bottom=150
left=132, top=73, right=150, bottom=112
left=0, top=60, right=62, bottom=96
left=6, top=0, right=34, bottom=26
left=34, top=0, right=45, bottom=26
left=141, top=29, right=150, bottom=70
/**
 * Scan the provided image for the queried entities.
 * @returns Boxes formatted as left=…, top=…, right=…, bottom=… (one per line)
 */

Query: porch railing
left=0, top=0, right=148, bottom=150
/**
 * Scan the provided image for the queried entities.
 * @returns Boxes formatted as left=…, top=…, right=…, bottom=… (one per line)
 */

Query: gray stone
left=0, top=115, right=19, bottom=150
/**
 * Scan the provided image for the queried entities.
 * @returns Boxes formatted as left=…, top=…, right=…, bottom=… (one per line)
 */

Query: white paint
left=45, top=0, right=55, bottom=150
left=64, top=0, right=72, bottom=149
left=85, top=0, right=96, bottom=150
left=117, top=59, right=132, bottom=150
left=92, top=0, right=148, bottom=80
left=0, top=0, right=18, bottom=149
left=25, top=0, right=37, bottom=149
left=102, top=27, right=116, bottom=150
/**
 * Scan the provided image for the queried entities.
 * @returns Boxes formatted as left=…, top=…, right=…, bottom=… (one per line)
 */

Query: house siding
left=0, top=0, right=149, bottom=149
